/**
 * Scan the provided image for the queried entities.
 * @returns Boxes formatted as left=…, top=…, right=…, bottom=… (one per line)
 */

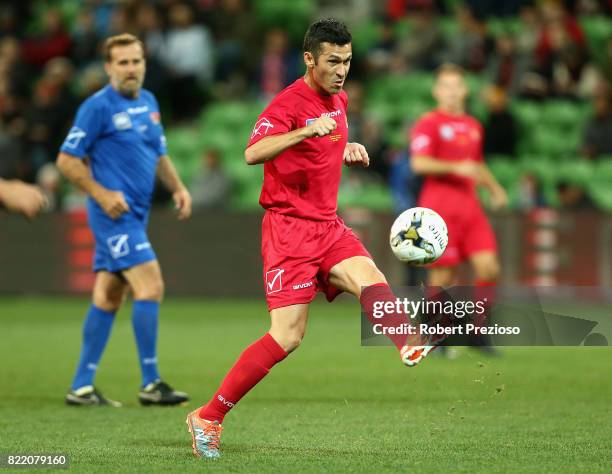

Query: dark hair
left=303, top=18, right=351, bottom=61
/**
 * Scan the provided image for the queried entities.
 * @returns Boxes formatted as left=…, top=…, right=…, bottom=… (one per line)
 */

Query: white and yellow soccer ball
left=389, top=207, right=448, bottom=265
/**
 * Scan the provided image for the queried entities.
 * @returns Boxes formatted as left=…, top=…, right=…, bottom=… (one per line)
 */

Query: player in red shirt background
left=186, top=19, right=429, bottom=460
left=410, top=64, right=508, bottom=340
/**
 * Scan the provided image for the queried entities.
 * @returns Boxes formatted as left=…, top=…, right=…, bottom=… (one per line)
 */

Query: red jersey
left=410, top=109, right=484, bottom=203
left=247, top=77, right=348, bottom=221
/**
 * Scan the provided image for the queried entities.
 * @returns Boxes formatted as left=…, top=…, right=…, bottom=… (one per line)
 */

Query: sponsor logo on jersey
left=251, top=117, right=274, bottom=138
left=292, top=281, right=313, bottom=290
left=135, top=242, right=151, bottom=251
left=440, top=124, right=455, bottom=140
left=411, top=134, right=430, bottom=152
left=265, top=268, right=284, bottom=294
left=127, top=105, right=149, bottom=114
left=329, top=133, right=342, bottom=142
left=107, top=234, right=130, bottom=258
left=322, top=109, right=343, bottom=118
left=63, top=126, right=87, bottom=149
left=112, top=112, right=132, bottom=130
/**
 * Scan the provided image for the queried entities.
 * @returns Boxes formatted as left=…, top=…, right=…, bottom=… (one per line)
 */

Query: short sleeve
left=149, top=94, right=167, bottom=156
left=410, top=117, right=437, bottom=157
left=60, top=99, right=104, bottom=158
left=247, top=96, right=295, bottom=148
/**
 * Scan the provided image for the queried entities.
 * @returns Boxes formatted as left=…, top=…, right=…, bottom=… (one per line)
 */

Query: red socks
left=360, top=283, right=408, bottom=350
left=199, top=333, right=287, bottom=423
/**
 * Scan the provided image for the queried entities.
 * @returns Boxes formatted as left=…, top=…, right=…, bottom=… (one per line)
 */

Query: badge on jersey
left=265, top=268, right=284, bottom=294
left=251, top=117, right=274, bottom=138
left=63, top=126, right=87, bottom=149
left=440, top=124, right=455, bottom=141
left=107, top=234, right=130, bottom=259
left=112, top=112, right=132, bottom=131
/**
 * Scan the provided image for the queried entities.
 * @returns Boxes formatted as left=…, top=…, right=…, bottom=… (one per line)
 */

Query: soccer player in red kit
left=410, top=64, right=507, bottom=328
left=186, top=19, right=428, bottom=459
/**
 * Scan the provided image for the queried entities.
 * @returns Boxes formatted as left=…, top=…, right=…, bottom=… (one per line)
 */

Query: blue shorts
left=88, top=203, right=157, bottom=273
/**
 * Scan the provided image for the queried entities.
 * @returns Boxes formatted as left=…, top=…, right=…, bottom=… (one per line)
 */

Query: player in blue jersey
left=57, top=34, right=192, bottom=407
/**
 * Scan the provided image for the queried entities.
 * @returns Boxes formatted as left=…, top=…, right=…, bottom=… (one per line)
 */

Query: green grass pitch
left=1, top=297, right=611, bottom=473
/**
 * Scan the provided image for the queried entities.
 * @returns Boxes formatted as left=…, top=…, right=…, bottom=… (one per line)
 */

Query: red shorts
left=418, top=199, right=497, bottom=267
left=261, top=211, right=372, bottom=311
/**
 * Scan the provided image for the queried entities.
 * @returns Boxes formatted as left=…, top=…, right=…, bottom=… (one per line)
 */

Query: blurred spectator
left=257, top=28, right=300, bottom=100
left=24, top=73, right=74, bottom=180
left=70, top=9, right=100, bottom=68
left=583, top=91, right=612, bottom=158
left=136, top=4, right=165, bottom=60
left=107, top=5, right=134, bottom=37
left=44, top=57, right=77, bottom=112
left=444, top=5, right=494, bottom=73
left=190, top=149, right=231, bottom=210
left=388, top=148, right=420, bottom=212
left=0, top=36, right=29, bottom=100
left=0, top=4, right=27, bottom=38
left=394, top=7, right=444, bottom=71
left=22, top=9, right=71, bottom=70
left=135, top=4, right=167, bottom=97
left=209, top=0, right=258, bottom=82
left=363, top=21, right=397, bottom=75
left=486, top=34, right=528, bottom=95
left=516, top=5, right=541, bottom=57
left=162, top=3, right=213, bottom=120
left=386, top=0, right=440, bottom=20
left=541, top=20, right=589, bottom=98
left=535, top=0, right=586, bottom=72
left=344, top=81, right=389, bottom=179
left=483, top=85, right=517, bottom=156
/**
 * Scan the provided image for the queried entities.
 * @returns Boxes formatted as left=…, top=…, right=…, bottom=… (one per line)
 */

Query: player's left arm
left=343, top=142, right=370, bottom=167
left=156, top=155, right=192, bottom=220
left=478, top=163, right=508, bottom=210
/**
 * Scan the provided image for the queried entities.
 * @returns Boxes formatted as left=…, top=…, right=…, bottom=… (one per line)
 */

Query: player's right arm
left=410, top=118, right=482, bottom=180
left=56, top=98, right=129, bottom=219
left=411, top=155, right=481, bottom=179
left=56, top=152, right=129, bottom=219
left=245, top=116, right=336, bottom=165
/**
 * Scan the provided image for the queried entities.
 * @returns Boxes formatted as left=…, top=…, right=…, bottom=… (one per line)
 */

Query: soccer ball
left=389, top=207, right=448, bottom=265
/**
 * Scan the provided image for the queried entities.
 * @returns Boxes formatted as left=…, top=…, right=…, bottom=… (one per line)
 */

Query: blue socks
left=132, top=300, right=161, bottom=387
left=71, top=305, right=116, bottom=391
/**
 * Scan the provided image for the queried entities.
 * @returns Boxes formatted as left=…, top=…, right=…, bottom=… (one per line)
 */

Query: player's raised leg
left=327, top=256, right=432, bottom=366
left=188, top=305, right=301, bottom=458
left=66, top=271, right=126, bottom=407
left=122, top=260, right=188, bottom=405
